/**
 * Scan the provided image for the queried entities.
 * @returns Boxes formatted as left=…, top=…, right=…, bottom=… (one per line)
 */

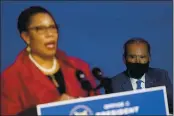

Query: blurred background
left=1, top=1, right=173, bottom=82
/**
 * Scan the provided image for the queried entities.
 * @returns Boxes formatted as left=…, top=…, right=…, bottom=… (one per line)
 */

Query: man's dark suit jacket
left=111, top=68, right=173, bottom=114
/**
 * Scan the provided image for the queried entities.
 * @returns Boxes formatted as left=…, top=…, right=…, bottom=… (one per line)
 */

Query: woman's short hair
left=17, top=6, right=58, bottom=34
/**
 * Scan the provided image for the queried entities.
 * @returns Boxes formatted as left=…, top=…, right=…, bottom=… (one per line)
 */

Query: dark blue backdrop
left=1, top=1, right=173, bottom=82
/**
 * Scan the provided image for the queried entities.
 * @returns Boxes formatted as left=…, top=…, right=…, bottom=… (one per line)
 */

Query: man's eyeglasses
left=27, top=25, right=57, bottom=34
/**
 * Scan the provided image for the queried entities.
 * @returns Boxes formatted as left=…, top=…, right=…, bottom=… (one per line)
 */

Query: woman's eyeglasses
left=28, top=25, right=57, bottom=34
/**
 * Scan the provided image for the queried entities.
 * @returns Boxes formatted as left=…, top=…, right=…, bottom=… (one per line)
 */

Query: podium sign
left=37, top=86, right=169, bottom=115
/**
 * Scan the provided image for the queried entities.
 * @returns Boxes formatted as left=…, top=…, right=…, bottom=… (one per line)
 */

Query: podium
left=36, top=86, right=169, bottom=115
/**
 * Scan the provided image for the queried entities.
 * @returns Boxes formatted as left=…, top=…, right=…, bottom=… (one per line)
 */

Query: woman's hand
left=58, top=93, right=75, bottom=101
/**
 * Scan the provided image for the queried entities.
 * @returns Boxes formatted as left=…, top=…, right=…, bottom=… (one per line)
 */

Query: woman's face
left=24, top=13, right=58, bottom=58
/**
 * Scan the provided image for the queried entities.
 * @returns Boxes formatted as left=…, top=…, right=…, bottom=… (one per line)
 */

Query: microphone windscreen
left=92, top=67, right=103, bottom=80
left=75, top=70, right=93, bottom=91
left=75, top=70, right=85, bottom=81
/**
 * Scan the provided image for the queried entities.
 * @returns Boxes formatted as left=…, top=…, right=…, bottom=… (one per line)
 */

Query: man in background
left=111, top=38, right=173, bottom=114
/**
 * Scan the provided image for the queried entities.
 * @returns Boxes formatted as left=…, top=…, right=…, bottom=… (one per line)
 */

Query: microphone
left=92, top=67, right=104, bottom=80
left=60, top=57, right=96, bottom=96
left=75, top=70, right=93, bottom=96
left=92, top=67, right=113, bottom=94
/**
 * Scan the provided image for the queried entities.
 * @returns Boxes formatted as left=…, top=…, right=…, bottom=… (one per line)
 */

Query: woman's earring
left=26, top=45, right=31, bottom=53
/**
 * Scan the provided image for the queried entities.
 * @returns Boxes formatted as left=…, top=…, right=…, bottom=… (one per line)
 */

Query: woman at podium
left=1, top=6, right=99, bottom=115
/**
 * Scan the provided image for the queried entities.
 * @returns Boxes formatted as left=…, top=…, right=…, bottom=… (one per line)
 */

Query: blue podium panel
left=37, top=86, right=169, bottom=115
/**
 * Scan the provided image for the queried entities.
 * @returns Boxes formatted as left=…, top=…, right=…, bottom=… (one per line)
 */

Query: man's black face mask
left=126, top=62, right=149, bottom=79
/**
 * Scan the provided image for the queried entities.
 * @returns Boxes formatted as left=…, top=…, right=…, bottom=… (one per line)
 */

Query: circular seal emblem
left=69, top=105, right=94, bottom=115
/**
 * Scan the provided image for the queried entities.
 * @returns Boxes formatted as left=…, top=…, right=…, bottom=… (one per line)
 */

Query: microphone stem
left=87, top=89, right=97, bottom=96
left=87, top=91, right=90, bottom=96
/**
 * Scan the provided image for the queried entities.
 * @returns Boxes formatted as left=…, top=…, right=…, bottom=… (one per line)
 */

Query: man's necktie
left=136, top=80, right=142, bottom=89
